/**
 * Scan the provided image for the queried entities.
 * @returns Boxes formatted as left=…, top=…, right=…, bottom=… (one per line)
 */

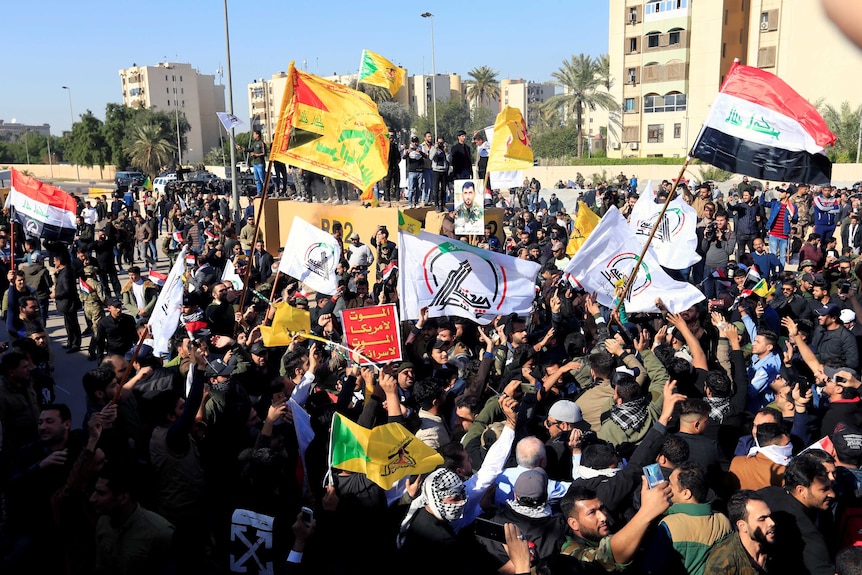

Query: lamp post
left=421, top=12, right=438, bottom=139
left=224, top=0, right=240, bottom=230
left=61, top=86, right=81, bottom=181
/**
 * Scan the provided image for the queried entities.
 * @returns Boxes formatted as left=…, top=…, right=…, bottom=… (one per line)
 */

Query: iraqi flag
left=204, top=229, right=218, bottom=242
left=173, top=230, right=185, bottom=244
left=7, top=168, right=77, bottom=241
left=690, top=62, right=835, bottom=185
left=148, top=270, right=167, bottom=287
left=79, top=279, right=92, bottom=295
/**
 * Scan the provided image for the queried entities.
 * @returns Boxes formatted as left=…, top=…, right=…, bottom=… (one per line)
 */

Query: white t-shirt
left=131, top=280, right=146, bottom=309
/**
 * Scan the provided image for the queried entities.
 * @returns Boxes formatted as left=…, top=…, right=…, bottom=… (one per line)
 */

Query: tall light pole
left=46, top=127, right=54, bottom=178
left=421, top=12, right=438, bottom=139
left=62, top=86, right=81, bottom=181
left=224, top=0, right=240, bottom=230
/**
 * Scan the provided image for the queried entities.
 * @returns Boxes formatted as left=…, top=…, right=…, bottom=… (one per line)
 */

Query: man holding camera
left=700, top=211, right=736, bottom=299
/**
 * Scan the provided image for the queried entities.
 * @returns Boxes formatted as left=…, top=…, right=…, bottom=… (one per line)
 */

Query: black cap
left=249, top=341, right=268, bottom=356
left=106, top=296, right=123, bottom=308
left=182, top=292, right=200, bottom=306
left=205, top=358, right=234, bottom=377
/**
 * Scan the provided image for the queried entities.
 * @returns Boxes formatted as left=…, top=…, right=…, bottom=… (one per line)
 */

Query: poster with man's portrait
left=454, top=179, right=485, bottom=236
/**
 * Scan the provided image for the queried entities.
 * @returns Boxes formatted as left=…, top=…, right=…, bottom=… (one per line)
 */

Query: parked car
left=153, top=173, right=177, bottom=195
left=115, top=171, right=145, bottom=192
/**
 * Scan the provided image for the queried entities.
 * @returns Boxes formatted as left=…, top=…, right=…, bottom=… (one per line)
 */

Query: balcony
left=642, top=61, right=689, bottom=83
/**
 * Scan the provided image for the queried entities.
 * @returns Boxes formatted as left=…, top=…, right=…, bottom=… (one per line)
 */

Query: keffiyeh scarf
left=609, top=397, right=650, bottom=431
left=705, top=396, right=732, bottom=422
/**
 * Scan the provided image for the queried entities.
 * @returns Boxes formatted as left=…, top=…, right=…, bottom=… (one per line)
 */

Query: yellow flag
left=398, top=211, right=422, bottom=235
left=258, top=302, right=311, bottom=347
left=330, top=413, right=443, bottom=489
left=567, top=201, right=601, bottom=257
left=270, top=62, right=390, bottom=195
left=358, top=49, right=406, bottom=97
left=487, top=106, right=534, bottom=172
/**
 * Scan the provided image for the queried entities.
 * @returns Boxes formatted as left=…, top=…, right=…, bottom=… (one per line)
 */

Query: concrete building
left=607, top=0, right=862, bottom=159
left=408, top=73, right=462, bottom=119
left=118, top=62, right=226, bottom=164
left=0, top=120, right=51, bottom=139
left=499, top=79, right=555, bottom=127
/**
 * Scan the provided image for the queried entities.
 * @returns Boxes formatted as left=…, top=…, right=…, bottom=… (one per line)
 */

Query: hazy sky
left=3, top=0, right=609, bottom=134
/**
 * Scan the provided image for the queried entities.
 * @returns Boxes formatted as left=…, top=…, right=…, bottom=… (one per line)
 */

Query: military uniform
left=559, top=534, right=629, bottom=572
left=82, top=272, right=107, bottom=331
left=703, top=532, right=771, bottom=575
left=791, top=192, right=813, bottom=234
left=454, top=204, right=482, bottom=226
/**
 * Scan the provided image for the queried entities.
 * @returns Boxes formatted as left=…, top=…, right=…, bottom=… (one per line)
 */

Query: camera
left=704, top=222, right=718, bottom=240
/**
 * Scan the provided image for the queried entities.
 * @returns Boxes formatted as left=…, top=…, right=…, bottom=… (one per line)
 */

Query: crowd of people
left=1, top=166, right=862, bottom=575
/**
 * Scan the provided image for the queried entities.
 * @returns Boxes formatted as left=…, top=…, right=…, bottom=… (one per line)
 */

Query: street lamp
left=224, top=0, right=241, bottom=231
left=61, top=86, right=81, bottom=181
left=421, top=12, right=438, bottom=139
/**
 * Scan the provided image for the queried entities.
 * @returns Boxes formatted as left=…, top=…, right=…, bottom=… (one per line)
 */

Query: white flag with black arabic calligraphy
left=628, top=181, right=701, bottom=269
left=279, top=216, right=341, bottom=295
left=563, top=207, right=704, bottom=314
left=398, top=230, right=541, bottom=324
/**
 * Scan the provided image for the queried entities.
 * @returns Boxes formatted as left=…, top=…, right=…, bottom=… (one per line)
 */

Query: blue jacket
left=762, top=198, right=798, bottom=237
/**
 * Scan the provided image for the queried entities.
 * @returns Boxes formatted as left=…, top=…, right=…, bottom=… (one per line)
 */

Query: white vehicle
left=153, top=173, right=177, bottom=195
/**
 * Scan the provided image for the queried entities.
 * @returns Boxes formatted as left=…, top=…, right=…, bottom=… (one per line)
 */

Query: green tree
left=102, top=104, right=191, bottom=169
left=466, top=66, right=500, bottom=108
left=378, top=101, right=412, bottom=137
left=532, top=126, right=580, bottom=159
left=597, top=54, right=613, bottom=91
left=413, top=98, right=472, bottom=145
left=352, top=80, right=393, bottom=104
left=543, top=54, right=618, bottom=158
left=818, top=100, right=861, bottom=162
left=471, top=106, right=497, bottom=136
left=125, top=124, right=175, bottom=178
left=66, top=111, right=109, bottom=172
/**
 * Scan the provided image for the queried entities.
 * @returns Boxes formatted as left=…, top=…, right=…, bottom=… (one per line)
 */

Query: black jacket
left=758, top=485, right=834, bottom=575
left=94, top=313, right=137, bottom=357
left=54, top=266, right=80, bottom=313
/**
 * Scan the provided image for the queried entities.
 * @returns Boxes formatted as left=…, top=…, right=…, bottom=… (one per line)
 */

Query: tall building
left=407, top=73, right=462, bottom=119
left=119, top=62, right=226, bottom=164
left=499, top=79, right=556, bottom=127
left=607, top=0, right=862, bottom=160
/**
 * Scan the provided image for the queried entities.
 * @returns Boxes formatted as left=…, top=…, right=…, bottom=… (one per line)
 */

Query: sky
left=2, top=1, right=609, bottom=135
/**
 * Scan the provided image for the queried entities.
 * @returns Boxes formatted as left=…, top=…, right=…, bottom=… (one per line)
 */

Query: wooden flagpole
left=233, top=160, right=274, bottom=337
left=611, top=157, right=691, bottom=317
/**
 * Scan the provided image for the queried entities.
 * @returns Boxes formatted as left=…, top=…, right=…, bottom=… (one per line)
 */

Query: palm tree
left=817, top=100, right=861, bottom=162
left=543, top=54, right=618, bottom=157
left=352, top=80, right=393, bottom=105
left=125, top=124, right=175, bottom=177
left=597, top=54, right=613, bottom=91
left=465, top=66, right=500, bottom=107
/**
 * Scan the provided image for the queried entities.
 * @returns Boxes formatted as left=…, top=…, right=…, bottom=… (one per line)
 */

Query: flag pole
left=9, top=205, right=15, bottom=272
left=612, top=157, right=691, bottom=317
left=233, top=160, right=274, bottom=337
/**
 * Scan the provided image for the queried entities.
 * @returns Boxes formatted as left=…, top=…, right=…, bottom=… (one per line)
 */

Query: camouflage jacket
left=559, top=534, right=629, bottom=572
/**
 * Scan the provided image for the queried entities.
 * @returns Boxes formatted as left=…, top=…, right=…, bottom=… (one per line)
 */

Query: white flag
left=222, top=258, right=244, bottom=290
left=628, top=181, right=701, bottom=269
left=216, top=111, right=244, bottom=132
left=398, top=230, right=541, bottom=324
left=279, top=216, right=342, bottom=295
left=149, top=246, right=188, bottom=355
left=563, top=207, right=704, bottom=314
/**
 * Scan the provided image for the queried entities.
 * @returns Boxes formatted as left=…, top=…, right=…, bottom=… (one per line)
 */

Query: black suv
left=115, top=171, right=145, bottom=192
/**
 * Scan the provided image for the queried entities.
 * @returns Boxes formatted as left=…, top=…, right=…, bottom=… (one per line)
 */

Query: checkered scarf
left=609, top=397, right=650, bottom=431
left=705, top=396, right=732, bottom=423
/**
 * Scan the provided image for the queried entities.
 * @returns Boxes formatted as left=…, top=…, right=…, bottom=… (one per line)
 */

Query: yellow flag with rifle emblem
left=270, top=61, right=390, bottom=195
left=358, top=49, right=406, bottom=97
left=567, top=201, right=600, bottom=257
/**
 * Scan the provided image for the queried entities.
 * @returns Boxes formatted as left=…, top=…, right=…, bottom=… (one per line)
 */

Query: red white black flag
left=690, top=62, right=836, bottom=185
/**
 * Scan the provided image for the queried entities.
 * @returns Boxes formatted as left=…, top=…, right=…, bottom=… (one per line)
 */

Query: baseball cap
left=348, top=232, right=360, bottom=240
left=182, top=292, right=200, bottom=306
left=124, top=344, right=154, bottom=362
left=551, top=240, right=565, bottom=252
left=249, top=341, right=268, bottom=356
left=396, top=361, right=415, bottom=374
left=833, top=423, right=862, bottom=464
left=205, top=358, right=234, bottom=378
left=801, top=273, right=815, bottom=284
left=816, top=303, right=842, bottom=318
left=812, top=274, right=829, bottom=288
left=548, top=400, right=582, bottom=424
left=842, top=309, right=858, bottom=324
left=106, top=296, right=123, bottom=309
left=823, top=365, right=859, bottom=380
left=514, top=469, right=549, bottom=504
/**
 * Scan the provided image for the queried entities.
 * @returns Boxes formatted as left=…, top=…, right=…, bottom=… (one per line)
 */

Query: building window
left=627, top=68, right=637, bottom=84
left=165, top=75, right=168, bottom=81
left=629, top=37, right=638, bottom=52
left=647, top=33, right=660, bottom=48
left=172, top=75, right=175, bottom=82
left=179, top=76, right=183, bottom=82
left=252, top=87, right=264, bottom=99
left=644, top=92, right=687, bottom=113
left=722, top=43, right=727, bottom=58
left=757, top=46, right=777, bottom=68
left=166, top=87, right=170, bottom=94
left=624, top=98, right=636, bottom=112
left=648, top=124, right=664, bottom=143
left=669, top=30, right=681, bottom=44
left=761, top=10, right=778, bottom=31
left=628, top=6, right=638, bottom=23
left=674, top=123, right=682, bottom=138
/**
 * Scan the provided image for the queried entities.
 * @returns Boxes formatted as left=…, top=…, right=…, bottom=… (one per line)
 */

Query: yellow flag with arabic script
left=258, top=302, right=311, bottom=347
left=270, top=62, right=390, bottom=195
left=567, top=201, right=601, bottom=257
left=358, top=49, right=406, bottom=97
left=398, top=211, right=422, bottom=235
left=487, top=106, right=534, bottom=172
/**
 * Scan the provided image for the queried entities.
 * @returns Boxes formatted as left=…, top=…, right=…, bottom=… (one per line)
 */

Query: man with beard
left=704, top=490, right=776, bottom=574
left=758, top=453, right=836, bottom=575
left=205, top=281, right=236, bottom=336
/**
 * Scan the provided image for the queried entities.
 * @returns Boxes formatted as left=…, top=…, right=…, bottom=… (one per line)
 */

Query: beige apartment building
left=118, top=62, right=226, bottom=164
left=607, top=0, right=862, bottom=159
left=499, top=79, right=555, bottom=127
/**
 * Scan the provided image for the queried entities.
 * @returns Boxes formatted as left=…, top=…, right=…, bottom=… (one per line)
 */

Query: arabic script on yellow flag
left=270, top=61, right=390, bottom=195
left=567, top=201, right=601, bottom=257
left=259, top=302, right=311, bottom=347
left=487, top=106, right=534, bottom=172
